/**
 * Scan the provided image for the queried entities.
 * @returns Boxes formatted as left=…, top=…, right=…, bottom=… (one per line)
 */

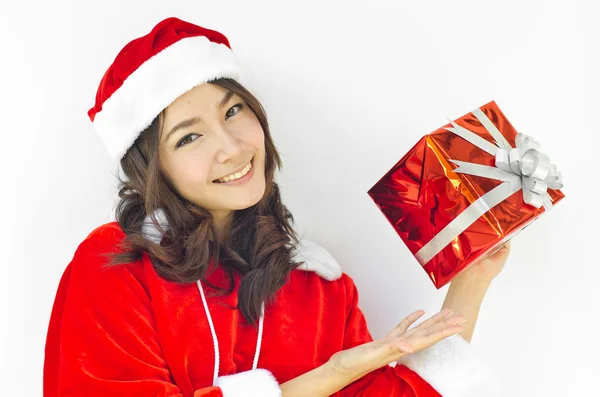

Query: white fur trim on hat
left=214, top=368, right=282, bottom=397
left=92, top=36, right=242, bottom=161
left=390, top=334, right=502, bottom=397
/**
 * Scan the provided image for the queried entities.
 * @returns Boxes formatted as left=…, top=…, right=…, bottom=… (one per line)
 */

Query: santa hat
left=87, top=17, right=242, bottom=161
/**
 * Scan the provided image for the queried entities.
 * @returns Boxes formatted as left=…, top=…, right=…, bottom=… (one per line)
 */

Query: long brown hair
left=105, top=78, right=303, bottom=327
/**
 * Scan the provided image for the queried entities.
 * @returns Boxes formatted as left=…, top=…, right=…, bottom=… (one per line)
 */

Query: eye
left=176, top=133, right=201, bottom=148
left=225, top=103, right=244, bottom=119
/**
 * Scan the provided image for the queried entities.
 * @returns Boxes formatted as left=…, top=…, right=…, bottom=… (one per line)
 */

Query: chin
left=236, top=190, right=266, bottom=210
left=210, top=173, right=267, bottom=211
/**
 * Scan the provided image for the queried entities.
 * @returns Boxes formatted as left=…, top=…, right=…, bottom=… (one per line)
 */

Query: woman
left=43, top=16, right=508, bottom=397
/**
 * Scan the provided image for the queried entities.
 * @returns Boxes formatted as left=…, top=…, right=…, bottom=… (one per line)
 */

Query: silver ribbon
left=415, top=107, right=563, bottom=266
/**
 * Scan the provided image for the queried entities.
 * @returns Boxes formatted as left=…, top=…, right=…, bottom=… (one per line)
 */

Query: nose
left=214, top=126, right=244, bottom=163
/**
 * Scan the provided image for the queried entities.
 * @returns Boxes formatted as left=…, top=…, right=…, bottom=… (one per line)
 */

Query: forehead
left=166, top=83, right=227, bottom=115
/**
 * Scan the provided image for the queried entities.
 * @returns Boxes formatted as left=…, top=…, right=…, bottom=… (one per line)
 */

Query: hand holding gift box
left=368, top=101, right=564, bottom=289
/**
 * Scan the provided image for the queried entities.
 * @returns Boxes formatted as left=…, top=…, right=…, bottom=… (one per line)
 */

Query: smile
left=213, top=158, right=253, bottom=184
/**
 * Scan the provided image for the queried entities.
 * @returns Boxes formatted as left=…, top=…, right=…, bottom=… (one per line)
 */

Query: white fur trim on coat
left=391, top=334, right=502, bottom=397
left=92, top=35, right=242, bottom=161
left=214, top=368, right=281, bottom=397
left=293, top=238, right=343, bottom=281
left=141, top=209, right=342, bottom=281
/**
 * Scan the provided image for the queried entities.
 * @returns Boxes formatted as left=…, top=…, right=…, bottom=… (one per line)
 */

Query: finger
left=494, top=242, right=511, bottom=257
left=405, top=323, right=464, bottom=351
left=488, top=241, right=511, bottom=260
left=430, top=323, right=464, bottom=341
left=407, top=308, right=454, bottom=333
left=424, top=314, right=466, bottom=337
left=386, top=310, right=425, bottom=338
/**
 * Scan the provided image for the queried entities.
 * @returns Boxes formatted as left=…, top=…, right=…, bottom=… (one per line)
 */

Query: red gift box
left=367, top=101, right=564, bottom=289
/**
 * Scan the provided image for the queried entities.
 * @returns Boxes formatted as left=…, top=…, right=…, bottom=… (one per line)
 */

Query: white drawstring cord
left=197, top=279, right=221, bottom=385
left=252, top=302, right=265, bottom=370
left=196, top=280, right=265, bottom=386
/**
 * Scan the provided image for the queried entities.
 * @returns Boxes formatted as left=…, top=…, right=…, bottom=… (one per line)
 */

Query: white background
left=2, top=0, right=598, bottom=395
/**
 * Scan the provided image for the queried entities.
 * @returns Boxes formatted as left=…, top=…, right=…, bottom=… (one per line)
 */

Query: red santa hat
left=87, top=17, right=242, bottom=161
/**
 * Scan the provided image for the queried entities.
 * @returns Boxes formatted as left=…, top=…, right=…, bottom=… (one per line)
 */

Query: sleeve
left=44, top=234, right=281, bottom=397
left=337, top=275, right=501, bottom=397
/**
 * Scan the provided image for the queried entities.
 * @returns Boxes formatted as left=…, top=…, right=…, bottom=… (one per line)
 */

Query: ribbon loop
left=520, top=149, right=539, bottom=177
left=509, top=148, right=523, bottom=174
left=523, top=177, right=548, bottom=196
left=523, top=189, right=546, bottom=209
left=495, top=149, right=511, bottom=172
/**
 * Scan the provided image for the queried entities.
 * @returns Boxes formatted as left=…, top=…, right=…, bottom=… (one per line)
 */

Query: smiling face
left=158, top=83, right=267, bottom=224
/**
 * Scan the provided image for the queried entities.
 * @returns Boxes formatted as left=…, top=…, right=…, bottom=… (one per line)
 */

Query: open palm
left=329, top=308, right=464, bottom=380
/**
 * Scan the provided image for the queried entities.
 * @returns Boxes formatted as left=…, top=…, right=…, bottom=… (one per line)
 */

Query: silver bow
left=494, top=133, right=563, bottom=209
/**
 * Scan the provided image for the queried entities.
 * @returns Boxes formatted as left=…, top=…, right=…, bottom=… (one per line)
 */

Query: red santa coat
left=44, top=222, right=496, bottom=397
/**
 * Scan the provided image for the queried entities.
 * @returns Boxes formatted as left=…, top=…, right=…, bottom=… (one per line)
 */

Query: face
left=158, top=83, right=266, bottom=223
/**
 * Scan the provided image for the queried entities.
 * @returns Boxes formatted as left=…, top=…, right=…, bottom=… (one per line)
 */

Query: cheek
left=245, top=118, right=265, bottom=149
left=230, top=118, right=265, bottom=160
left=171, top=154, right=213, bottom=189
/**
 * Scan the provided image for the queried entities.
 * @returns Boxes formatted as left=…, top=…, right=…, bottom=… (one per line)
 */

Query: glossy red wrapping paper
left=367, top=101, right=565, bottom=289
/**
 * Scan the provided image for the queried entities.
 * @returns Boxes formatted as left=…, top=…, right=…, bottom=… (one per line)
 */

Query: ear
left=292, top=238, right=342, bottom=281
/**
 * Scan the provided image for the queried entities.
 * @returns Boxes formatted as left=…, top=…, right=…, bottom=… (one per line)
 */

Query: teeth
left=218, top=161, right=252, bottom=183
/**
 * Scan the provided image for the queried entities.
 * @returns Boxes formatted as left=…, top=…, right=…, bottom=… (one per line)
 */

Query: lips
left=213, top=157, right=253, bottom=183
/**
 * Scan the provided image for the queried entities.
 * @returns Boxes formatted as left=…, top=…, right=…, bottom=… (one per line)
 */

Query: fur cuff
left=391, top=334, right=502, bottom=397
left=214, top=368, right=282, bottom=397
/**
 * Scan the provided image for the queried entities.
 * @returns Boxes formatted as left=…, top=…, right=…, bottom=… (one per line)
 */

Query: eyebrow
left=164, top=90, right=235, bottom=143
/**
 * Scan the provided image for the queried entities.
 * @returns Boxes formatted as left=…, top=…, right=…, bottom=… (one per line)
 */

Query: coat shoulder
left=68, top=221, right=145, bottom=285
left=288, top=268, right=359, bottom=304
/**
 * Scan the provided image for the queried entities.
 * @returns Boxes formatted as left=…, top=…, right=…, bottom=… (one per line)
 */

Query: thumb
left=391, top=337, right=415, bottom=354
left=377, top=337, right=414, bottom=364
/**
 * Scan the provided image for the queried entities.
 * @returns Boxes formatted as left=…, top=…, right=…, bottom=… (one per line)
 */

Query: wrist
left=444, top=274, right=490, bottom=343
left=280, top=359, right=357, bottom=397
left=451, top=270, right=493, bottom=291
left=326, top=352, right=370, bottom=385
left=446, top=276, right=490, bottom=308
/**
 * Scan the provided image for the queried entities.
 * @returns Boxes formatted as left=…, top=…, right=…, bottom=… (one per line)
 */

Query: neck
left=211, top=210, right=234, bottom=243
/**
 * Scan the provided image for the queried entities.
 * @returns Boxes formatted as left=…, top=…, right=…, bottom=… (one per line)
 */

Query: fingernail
left=445, top=310, right=454, bottom=317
